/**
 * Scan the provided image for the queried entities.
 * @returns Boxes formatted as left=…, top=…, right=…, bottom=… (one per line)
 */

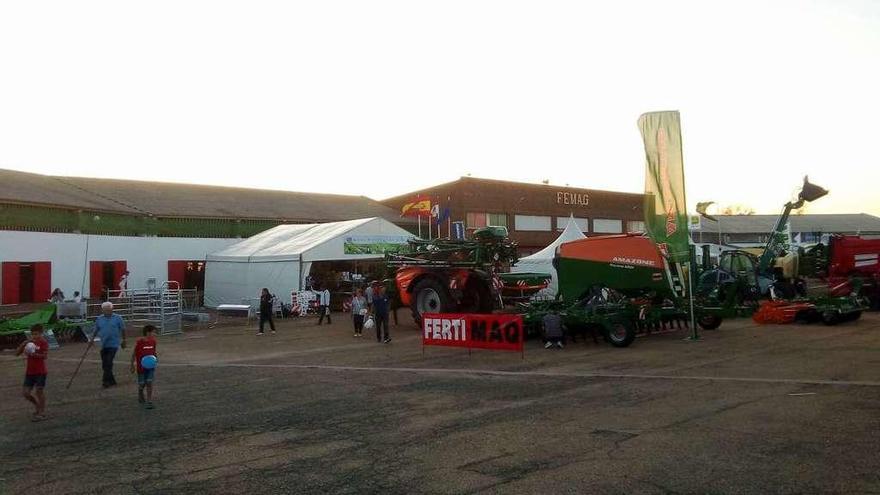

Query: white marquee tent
left=511, top=215, right=586, bottom=298
left=204, top=217, right=413, bottom=307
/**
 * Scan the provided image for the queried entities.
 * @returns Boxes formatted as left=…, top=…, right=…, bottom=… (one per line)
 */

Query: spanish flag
left=401, top=197, right=432, bottom=217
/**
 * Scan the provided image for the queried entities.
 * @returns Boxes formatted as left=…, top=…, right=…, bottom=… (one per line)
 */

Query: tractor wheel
left=410, top=278, right=454, bottom=325
left=459, top=278, right=493, bottom=314
left=602, top=319, right=636, bottom=348
left=821, top=311, right=839, bottom=326
left=697, top=314, right=723, bottom=330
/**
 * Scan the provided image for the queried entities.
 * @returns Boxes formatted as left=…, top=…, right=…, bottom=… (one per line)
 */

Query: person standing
left=93, top=301, right=126, bottom=388
left=48, top=288, right=65, bottom=303
left=364, top=281, right=376, bottom=310
left=542, top=311, right=565, bottom=349
left=371, top=286, right=391, bottom=343
left=72, top=291, right=83, bottom=303
left=257, top=288, right=276, bottom=335
left=16, top=324, right=49, bottom=421
left=118, top=271, right=130, bottom=296
left=350, top=288, right=367, bottom=337
left=317, top=286, right=332, bottom=325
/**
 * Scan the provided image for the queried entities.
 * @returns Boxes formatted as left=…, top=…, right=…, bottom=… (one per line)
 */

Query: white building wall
left=0, top=230, right=237, bottom=297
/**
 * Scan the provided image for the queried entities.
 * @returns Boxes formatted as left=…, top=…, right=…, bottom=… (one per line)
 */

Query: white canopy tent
left=511, top=215, right=586, bottom=298
left=204, top=217, right=413, bottom=307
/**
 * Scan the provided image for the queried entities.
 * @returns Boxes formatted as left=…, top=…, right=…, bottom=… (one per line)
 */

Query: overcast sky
left=1, top=0, right=878, bottom=215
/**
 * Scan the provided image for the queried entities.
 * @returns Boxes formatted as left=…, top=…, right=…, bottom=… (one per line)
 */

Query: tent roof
left=516, top=216, right=586, bottom=264
left=207, top=217, right=382, bottom=262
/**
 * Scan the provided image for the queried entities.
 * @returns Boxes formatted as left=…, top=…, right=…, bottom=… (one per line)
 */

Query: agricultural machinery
left=697, top=177, right=829, bottom=301
left=386, top=226, right=550, bottom=324
left=800, top=235, right=880, bottom=309
left=533, top=177, right=865, bottom=344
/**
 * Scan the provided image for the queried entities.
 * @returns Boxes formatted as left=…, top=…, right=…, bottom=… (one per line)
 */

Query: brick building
left=382, top=177, right=646, bottom=255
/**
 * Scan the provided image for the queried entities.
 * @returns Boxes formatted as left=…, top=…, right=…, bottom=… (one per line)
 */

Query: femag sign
left=422, top=313, right=524, bottom=353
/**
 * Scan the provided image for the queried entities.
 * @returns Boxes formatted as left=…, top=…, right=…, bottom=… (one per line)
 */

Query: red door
left=33, top=262, right=52, bottom=303
left=168, top=261, right=187, bottom=287
left=2, top=262, right=20, bottom=304
left=90, top=261, right=104, bottom=298
left=113, top=261, right=128, bottom=290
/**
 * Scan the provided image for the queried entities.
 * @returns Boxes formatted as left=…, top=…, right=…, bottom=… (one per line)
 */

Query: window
left=466, top=212, right=487, bottom=229
left=626, top=220, right=646, bottom=233
left=556, top=217, right=588, bottom=232
left=487, top=213, right=507, bottom=227
left=593, top=218, right=623, bottom=234
left=467, top=212, right=507, bottom=228
left=515, top=215, right=552, bottom=232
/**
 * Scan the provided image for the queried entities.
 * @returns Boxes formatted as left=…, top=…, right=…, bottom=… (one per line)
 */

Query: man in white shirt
left=317, top=286, right=332, bottom=325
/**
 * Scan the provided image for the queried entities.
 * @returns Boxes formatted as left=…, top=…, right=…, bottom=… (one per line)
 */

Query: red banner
left=422, top=313, right=524, bottom=352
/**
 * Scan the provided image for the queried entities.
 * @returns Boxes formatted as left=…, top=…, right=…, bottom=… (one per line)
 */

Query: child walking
left=131, top=325, right=158, bottom=409
left=16, top=324, right=49, bottom=421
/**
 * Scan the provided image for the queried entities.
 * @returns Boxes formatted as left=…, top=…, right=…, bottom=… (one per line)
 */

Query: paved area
left=2, top=312, right=880, bottom=494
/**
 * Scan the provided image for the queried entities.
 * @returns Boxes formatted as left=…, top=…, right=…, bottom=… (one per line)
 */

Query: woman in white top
left=350, top=288, right=367, bottom=337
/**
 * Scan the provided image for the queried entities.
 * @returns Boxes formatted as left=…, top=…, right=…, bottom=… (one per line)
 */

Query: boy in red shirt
left=16, top=324, right=49, bottom=421
left=130, top=324, right=158, bottom=409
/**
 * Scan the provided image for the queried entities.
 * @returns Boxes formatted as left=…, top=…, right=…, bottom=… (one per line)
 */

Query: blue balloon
left=141, top=355, right=158, bottom=370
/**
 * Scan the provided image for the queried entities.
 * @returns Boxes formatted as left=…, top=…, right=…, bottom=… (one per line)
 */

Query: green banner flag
left=638, top=111, right=690, bottom=263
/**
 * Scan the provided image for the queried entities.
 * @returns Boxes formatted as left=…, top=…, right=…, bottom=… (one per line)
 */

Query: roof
left=381, top=176, right=645, bottom=202
left=0, top=168, right=412, bottom=224
left=207, top=217, right=413, bottom=262
left=694, top=214, right=880, bottom=234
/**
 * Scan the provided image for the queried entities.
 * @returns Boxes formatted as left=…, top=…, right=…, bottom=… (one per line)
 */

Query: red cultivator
left=752, top=301, right=815, bottom=324
left=752, top=296, right=864, bottom=326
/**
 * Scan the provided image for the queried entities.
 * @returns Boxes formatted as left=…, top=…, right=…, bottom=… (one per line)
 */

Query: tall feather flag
left=639, top=110, right=699, bottom=339
left=638, top=110, right=690, bottom=264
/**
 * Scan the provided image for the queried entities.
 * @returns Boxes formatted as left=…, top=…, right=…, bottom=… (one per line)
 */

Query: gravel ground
left=2, top=312, right=879, bottom=494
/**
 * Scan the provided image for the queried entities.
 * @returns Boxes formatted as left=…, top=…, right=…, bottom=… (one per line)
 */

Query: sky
left=1, top=0, right=878, bottom=215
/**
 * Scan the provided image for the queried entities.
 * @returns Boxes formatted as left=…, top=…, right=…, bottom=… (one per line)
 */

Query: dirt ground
left=2, top=311, right=880, bottom=495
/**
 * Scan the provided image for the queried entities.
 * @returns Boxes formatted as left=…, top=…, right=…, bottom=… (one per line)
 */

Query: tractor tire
left=459, top=278, right=494, bottom=314
left=821, top=311, right=839, bottom=326
left=410, top=278, right=454, bottom=325
left=697, top=314, right=723, bottom=330
left=602, top=319, right=636, bottom=348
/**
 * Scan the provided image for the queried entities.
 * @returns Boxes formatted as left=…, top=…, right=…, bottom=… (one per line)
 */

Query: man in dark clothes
left=371, top=286, right=391, bottom=343
left=257, top=288, right=276, bottom=335
left=542, top=311, right=565, bottom=349
left=317, top=285, right=332, bottom=325
left=382, top=279, right=401, bottom=326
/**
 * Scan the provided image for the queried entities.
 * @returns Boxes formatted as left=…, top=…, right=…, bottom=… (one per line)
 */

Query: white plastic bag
left=363, top=316, right=375, bottom=330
